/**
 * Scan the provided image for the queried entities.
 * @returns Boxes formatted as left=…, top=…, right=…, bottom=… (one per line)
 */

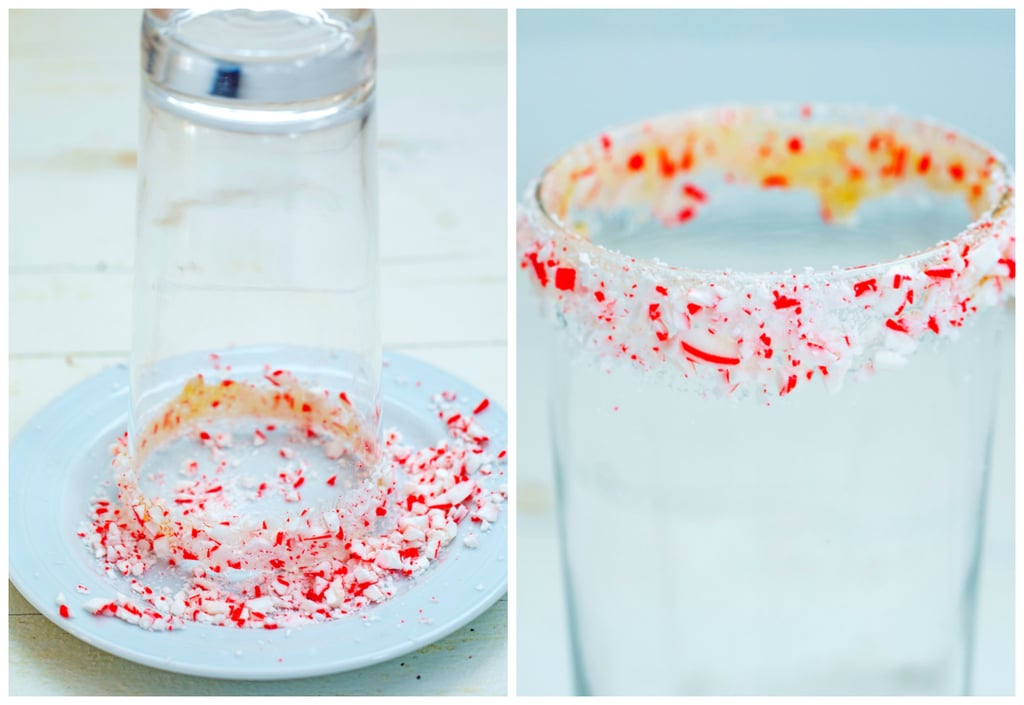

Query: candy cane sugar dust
left=70, top=10, right=506, bottom=634
left=78, top=363, right=505, bottom=631
left=518, top=105, right=1013, bottom=695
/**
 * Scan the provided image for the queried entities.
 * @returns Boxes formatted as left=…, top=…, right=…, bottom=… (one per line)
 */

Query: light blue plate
left=9, top=350, right=508, bottom=680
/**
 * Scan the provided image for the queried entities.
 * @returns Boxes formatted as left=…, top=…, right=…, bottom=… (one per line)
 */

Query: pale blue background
left=518, top=9, right=1014, bottom=196
left=516, top=9, right=1014, bottom=696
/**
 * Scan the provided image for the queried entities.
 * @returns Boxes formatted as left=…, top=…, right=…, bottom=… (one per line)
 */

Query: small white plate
left=9, top=350, right=508, bottom=680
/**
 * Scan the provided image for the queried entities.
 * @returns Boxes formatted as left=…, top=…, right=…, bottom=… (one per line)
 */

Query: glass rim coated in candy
left=517, top=103, right=1015, bottom=400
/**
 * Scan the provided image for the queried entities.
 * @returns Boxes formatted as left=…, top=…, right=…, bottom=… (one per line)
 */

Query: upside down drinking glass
left=129, top=9, right=384, bottom=573
left=518, top=105, right=1014, bottom=695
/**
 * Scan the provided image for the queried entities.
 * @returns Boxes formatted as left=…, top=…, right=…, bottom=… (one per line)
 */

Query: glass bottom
left=551, top=306, right=1007, bottom=695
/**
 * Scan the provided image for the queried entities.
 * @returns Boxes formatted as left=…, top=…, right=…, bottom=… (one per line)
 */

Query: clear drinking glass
left=127, top=9, right=383, bottom=571
left=518, top=105, right=1015, bottom=695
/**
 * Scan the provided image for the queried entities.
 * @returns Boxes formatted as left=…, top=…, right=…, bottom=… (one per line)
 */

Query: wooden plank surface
left=8, top=9, right=508, bottom=696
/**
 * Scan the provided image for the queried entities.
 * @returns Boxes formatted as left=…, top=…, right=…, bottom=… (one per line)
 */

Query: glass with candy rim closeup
left=519, top=104, right=1014, bottom=400
left=518, top=104, right=1014, bottom=695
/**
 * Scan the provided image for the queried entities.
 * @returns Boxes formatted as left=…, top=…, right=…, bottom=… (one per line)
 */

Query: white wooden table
left=9, top=9, right=508, bottom=696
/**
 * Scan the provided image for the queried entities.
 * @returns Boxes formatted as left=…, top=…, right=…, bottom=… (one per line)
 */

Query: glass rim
left=117, top=366, right=387, bottom=571
left=517, top=103, right=1016, bottom=400
left=528, top=103, right=1013, bottom=281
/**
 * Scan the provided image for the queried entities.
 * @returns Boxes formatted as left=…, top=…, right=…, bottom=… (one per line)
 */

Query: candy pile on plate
left=72, top=386, right=506, bottom=631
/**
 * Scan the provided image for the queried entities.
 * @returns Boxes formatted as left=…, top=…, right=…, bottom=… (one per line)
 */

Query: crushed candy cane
left=56, top=592, right=71, bottom=619
left=518, top=104, right=1015, bottom=400
left=76, top=378, right=506, bottom=631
